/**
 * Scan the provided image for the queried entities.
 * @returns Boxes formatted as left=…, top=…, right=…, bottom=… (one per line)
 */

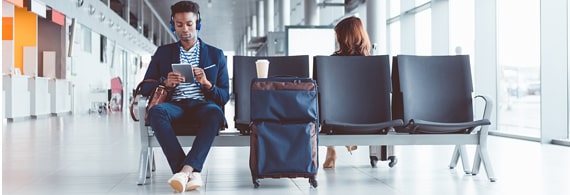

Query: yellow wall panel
left=14, top=6, right=37, bottom=74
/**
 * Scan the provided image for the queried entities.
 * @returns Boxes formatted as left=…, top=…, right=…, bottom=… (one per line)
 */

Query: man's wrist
left=159, top=77, right=167, bottom=85
left=162, top=80, right=170, bottom=87
left=203, top=81, right=213, bottom=90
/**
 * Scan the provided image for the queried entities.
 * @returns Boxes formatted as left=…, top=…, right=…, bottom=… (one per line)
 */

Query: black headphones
left=169, top=12, right=202, bottom=32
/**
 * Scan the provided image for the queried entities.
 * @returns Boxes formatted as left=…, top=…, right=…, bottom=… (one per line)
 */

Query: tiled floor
left=3, top=112, right=570, bottom=195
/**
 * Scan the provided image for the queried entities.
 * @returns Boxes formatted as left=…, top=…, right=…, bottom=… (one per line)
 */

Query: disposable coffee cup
left=255, top=59, right=270, bottom=78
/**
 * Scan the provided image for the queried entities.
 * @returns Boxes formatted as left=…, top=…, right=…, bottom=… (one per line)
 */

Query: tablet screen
left=171, top=63, right=195, bottom=83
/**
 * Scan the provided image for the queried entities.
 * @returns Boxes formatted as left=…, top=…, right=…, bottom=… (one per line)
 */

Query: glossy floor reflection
left=3, top=113, right=570, bottom=195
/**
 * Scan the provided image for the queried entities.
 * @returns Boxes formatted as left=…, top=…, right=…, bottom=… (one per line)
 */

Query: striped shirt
left=171, top=40, right=205, bottom=101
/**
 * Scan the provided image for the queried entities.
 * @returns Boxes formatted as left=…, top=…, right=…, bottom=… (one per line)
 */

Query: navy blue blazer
left=141, top=39, right=230, bottom=107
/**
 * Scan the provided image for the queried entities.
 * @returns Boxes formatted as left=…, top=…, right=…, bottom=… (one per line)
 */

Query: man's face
left=172, top=12, right=199, bottom=43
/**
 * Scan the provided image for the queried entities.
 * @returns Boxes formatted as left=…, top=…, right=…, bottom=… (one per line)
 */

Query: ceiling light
left=88, top=4, right=95, bottom=15
left=207, top=0, right=212, bottom=8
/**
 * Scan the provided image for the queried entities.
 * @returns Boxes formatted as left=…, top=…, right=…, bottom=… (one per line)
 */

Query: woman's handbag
left=130, top=79, right=169, bottom=122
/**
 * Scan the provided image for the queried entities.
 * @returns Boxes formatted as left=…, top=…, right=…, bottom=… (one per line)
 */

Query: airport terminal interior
left=3, top=0, right=570, bottom=194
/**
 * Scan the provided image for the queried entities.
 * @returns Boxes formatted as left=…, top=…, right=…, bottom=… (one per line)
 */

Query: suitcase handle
left=269, top=75, right=299, bottom=78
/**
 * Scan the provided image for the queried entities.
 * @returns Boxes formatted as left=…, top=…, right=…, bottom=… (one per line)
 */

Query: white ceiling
left=140, top=0, right=350, bottom=52
left=147, top=0, right=259, bottom=52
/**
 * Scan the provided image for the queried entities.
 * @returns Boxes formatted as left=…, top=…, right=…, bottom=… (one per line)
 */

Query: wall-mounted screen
left=286, top=26, right=335, bottom=56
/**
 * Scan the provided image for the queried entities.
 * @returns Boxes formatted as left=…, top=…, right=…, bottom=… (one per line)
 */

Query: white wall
left=66, top=22, right=141, bottom=114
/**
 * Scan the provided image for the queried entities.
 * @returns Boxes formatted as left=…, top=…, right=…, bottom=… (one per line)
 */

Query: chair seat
left=322, top=119, right=404, bottom=135
left=407, top=119, right=491, bottom=134
left=146, top=117, right=225, bottom=136
left=171, top=122, right=202, bottom=136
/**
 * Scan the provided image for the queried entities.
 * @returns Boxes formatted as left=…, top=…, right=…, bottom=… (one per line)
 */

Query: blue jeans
left=148, top=99, right=223, bottom=173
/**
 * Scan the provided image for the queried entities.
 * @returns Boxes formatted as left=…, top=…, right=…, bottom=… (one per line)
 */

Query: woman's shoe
left=346, top=145, right=358, bottom=155
left=323, top=157, right=336, bottom=168
left=323, top=147, right=337, bottom=168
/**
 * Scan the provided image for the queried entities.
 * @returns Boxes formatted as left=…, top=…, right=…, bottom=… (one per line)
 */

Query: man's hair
left=170, top=1, right=200, bottom=18
left=333, top=16, right=371, bottom=56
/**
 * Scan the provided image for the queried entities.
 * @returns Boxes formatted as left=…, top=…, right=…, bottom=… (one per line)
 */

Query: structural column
left=246, top=25, right=252, bottom=55
left=257, top=0, right=265, bottom=37
left=474, top=0, right=498, bottom=130
left=400, top=0, right=415, bottom=54
left=304, top=0, right=319, bottom=25
left=367, top=0, right=387, bottom=55
left=138, top=0, right=144, bottom=34
left=157, top=26, right=162, bottom=45
left=150, top=16, right=154, bottom=43
left=431, top=0, right=449, bottom=55
left=280, top=0, right=290, bottom=30
left=251, top=15, right=257, bottom=37
left=243, top=34, right=248, bottom=55
left=265, top=0, right=274, bottom=32
left=540, top=0, right=568, bottom=143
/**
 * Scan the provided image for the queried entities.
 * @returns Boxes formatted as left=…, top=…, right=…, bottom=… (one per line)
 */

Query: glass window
left=389, top=21, right=400, bottom=57
left=82, top=25, right=92, bottom=53
left=416, top=0, right=431, bottom=6
left=389, top=0, right=400, bottom=18
left=449, top=0, right=475, bottom=79
left=497, top=0, right=541, bottom=137
left=450, top=0, right=474, bottom=55
left=415, top=9, right=431, bottom=55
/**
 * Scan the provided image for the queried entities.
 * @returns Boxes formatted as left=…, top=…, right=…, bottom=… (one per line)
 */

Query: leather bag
left=130, top=79, right=169, bottom=122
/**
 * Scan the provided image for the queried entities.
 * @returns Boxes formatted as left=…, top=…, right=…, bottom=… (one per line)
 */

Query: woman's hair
left=333, top=16, right=371, bottom=56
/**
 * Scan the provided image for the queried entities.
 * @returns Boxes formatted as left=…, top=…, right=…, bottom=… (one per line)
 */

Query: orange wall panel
left=2, top=17, right=13, bottom=40
left=14, top=6, right=37, bottom=74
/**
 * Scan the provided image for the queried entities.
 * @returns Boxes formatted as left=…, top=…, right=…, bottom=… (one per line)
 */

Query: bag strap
left=130, top=79, right=159, bottom=121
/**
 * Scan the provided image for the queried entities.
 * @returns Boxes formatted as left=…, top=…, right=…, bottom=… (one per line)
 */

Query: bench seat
left=136, top=95, right=496, bottom=185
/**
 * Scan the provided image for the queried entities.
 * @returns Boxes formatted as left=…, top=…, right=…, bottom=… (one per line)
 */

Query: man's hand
left=164, top=72, right=185, bottom=88
left=193, top=67, right=212, bottom=89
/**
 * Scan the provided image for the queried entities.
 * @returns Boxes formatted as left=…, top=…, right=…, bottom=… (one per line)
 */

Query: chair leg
left=472, top=146, right=482, bottom=174
left=151, top=152, right=156, bottom=172
left=146, top=149, right=154, bottom=178
left=137, top=147, right=151, bottom=185
left=459, top=145, right=471, bottom=174
left=472, top=145, right=497, bottom=182
left=449, top=145, right=460, bottom=169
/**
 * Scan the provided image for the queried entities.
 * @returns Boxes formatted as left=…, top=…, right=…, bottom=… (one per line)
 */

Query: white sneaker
left=168, top=172, right=189, bottom=193
left=185, top=172, right=203, bottom=191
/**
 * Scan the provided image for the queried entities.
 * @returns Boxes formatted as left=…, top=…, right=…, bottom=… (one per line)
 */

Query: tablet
left=171, top=63, right=195, bottom=83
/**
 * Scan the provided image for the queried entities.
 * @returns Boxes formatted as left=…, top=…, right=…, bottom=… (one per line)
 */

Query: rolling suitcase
left=233, top=56, right=310, bottom=135
left=249, top=77, right=319, bottom=188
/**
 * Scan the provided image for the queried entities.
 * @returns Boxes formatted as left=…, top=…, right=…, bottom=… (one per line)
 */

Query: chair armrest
left=474, top=95, right=494, bottom=121
left=138, top=96, right=148, bottom=112
left=407, top=95, right=494, bottom=134
left=474, top=95, right=494, bottom=135
left=409, top=119, right=490, bottom=133
left=322, top=119, right=404, bottom=134
left=137, top=96, right=154, bottom=137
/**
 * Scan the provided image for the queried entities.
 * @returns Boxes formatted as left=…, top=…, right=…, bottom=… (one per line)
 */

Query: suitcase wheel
left=388, top=156, right=398, bottom=168
left=309, top=176, right=318, bottom=188
left=252, top=178, right=260, bottom=188
left=370, top=156, right=398, bottom=168
left=369, top=156, right=378, bottom=168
